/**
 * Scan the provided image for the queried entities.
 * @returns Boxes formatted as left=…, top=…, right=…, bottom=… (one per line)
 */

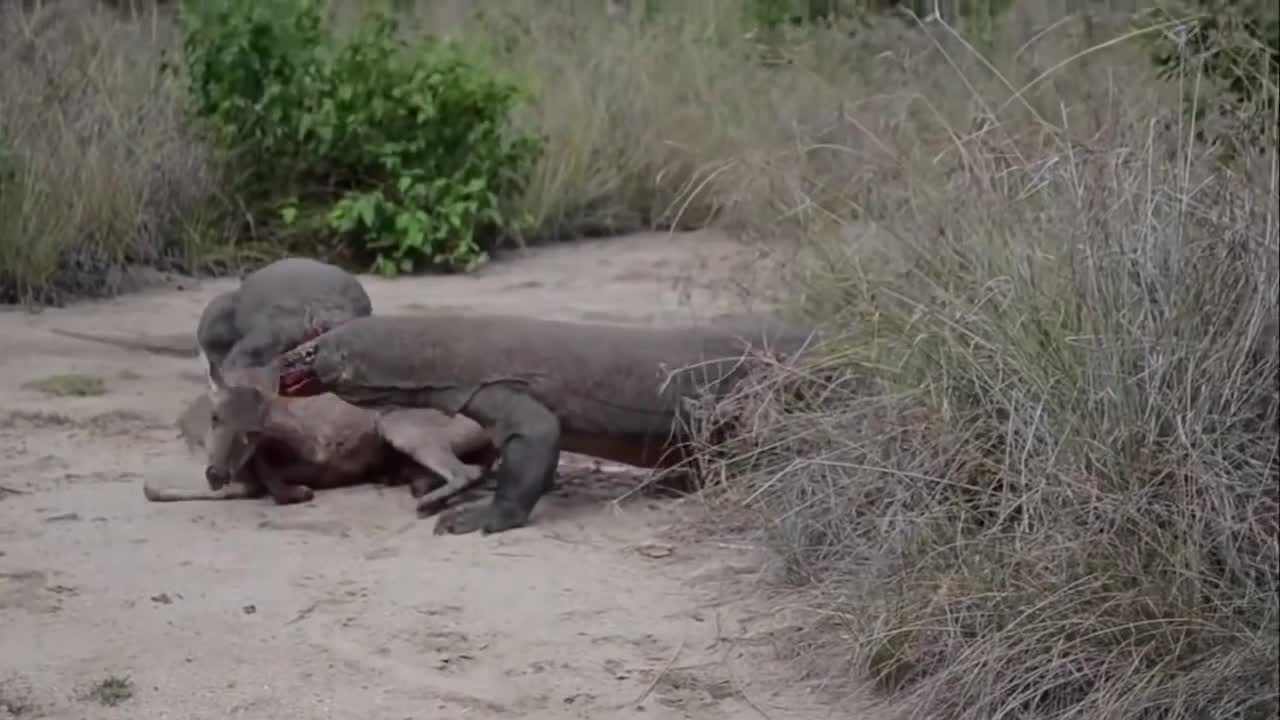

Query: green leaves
left=1139, top=0, right=1279, bottom=157
left=177, top=0, right=542, bottom=274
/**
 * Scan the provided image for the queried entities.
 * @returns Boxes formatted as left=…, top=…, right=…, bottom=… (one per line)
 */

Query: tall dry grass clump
left=690, top=4, right=1279, bottom=719
left=447, top=0, right=844, bottom=241
left=0, top=0, right=224, bottom=303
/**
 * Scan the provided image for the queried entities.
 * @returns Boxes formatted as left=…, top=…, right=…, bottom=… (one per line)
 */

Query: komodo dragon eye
left=284, top=343, right=317, bottom=370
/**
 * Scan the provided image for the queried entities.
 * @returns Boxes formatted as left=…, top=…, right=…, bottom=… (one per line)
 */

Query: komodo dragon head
left=203, top=366, right=277, bottom=489
left=276, top=336, right=346, bottom=398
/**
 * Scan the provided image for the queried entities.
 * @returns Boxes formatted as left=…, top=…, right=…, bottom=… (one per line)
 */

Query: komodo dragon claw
left=430, top=503, right=497, bottom=535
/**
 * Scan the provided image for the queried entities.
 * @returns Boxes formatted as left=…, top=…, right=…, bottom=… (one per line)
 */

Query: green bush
left=1141, top=0, right=1279, bottom=151
left=0, top=133, right=16, bottom=198
left=0, top=134, right=20, bottom=255
left=740, top=0, right=1016, bottom=46
left=177, top=0, right=543, bottom=274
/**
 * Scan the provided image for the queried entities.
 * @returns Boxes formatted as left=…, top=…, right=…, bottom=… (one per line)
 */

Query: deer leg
left=143, top=479, right=265, bottom=502
left=252, top=456, right=315, bottom=505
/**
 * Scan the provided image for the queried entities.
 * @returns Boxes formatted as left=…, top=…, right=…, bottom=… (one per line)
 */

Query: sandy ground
left=0, top=232, right=837, bottom=720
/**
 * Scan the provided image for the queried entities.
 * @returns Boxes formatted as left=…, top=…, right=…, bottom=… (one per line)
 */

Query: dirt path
left=0, top=232, right=833, bottom=720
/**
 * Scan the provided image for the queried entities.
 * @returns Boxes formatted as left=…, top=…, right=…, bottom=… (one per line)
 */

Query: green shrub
left=0, top=134, right=21, bottom=261
left=740, top=0, right=1016, bottom=48
left=177, top=0, right=543, bottom=274
left=1140, top=0, right=1279, bottom=152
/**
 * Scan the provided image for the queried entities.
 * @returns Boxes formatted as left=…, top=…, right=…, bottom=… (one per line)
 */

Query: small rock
left=635, top=542, right=674, bottom=559
left=242, top=604, right=257, bottom=615
left=150, top=593, right=173, bottom=605
left=44, top=512, right=81, bottom=523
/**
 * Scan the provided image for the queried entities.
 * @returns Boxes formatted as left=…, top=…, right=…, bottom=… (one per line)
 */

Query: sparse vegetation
left=1141, top=0, right=1279, bottom=158
left=22, top=373, right=108, bottom=397
left=84, top=675, right=133, bottom=707
left=1, top=1, right=1276, bottom=718
left=0, top=682, right=36, bottom=717
left=0, top=0, right=225, bottom=305
left=681, top=3, right=1279, bottom=718
left=0, top=410, right=76, bottom=430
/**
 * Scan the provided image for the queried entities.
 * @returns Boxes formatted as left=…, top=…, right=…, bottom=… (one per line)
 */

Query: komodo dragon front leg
left=357, top=384, right=561, bottom=535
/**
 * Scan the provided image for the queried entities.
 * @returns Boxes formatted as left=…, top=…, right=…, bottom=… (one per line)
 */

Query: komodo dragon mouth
left=276, top=319, right=360, bottom=396
left=277, top=342, right=322, bottom=396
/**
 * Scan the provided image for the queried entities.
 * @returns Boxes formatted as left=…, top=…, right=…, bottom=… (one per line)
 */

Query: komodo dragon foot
left=413, top=383, right=561, bottom=535
left=431, top=503, right=496, bottom=535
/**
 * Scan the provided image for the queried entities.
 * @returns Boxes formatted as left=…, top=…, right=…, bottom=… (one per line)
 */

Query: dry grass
left=21, top=372, right=108, bottom=397
left=0, top=0, right=228, bottom=304
left=679, top=5, right=1280, bottom=720
left=1, top=1, right=1276, bottom=717
left=82, top=674, right=132, bottom=707
left=393, top=0, right=847, bottom=243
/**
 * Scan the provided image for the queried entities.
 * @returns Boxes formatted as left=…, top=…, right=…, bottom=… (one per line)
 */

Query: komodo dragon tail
left=49, top=328, right=199, bottom=358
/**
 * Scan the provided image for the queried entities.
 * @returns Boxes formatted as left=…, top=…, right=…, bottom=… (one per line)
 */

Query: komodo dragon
left=269, top=313, right=819, bottom=536
left=142, top=365, right=497, bottom=506
left=50, top=257, right=372, bottom=391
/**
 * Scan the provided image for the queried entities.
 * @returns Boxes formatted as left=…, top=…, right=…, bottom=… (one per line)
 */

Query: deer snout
left=205, top=465, right=230, bottom=489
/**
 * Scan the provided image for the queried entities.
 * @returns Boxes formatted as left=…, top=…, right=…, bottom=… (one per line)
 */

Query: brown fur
left=144, top=365, right=496, bottom=507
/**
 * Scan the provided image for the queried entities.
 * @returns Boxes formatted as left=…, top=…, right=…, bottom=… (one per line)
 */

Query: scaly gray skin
left=273, top=313, right=818, bottom=536
left=194, top=290, right=241, bottom=390
left=50, top=257, right=372, bottom=391
left=146, top=371, right=496, bottom=507
left=222, top=257, right=373, bottom=373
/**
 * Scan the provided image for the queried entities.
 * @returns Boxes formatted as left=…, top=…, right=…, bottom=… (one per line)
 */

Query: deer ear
left=220, top=366, right=253, bottom=389
left=175, top=392, right=213, bottom=455
left=256, top=360, right=282, bottom=398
